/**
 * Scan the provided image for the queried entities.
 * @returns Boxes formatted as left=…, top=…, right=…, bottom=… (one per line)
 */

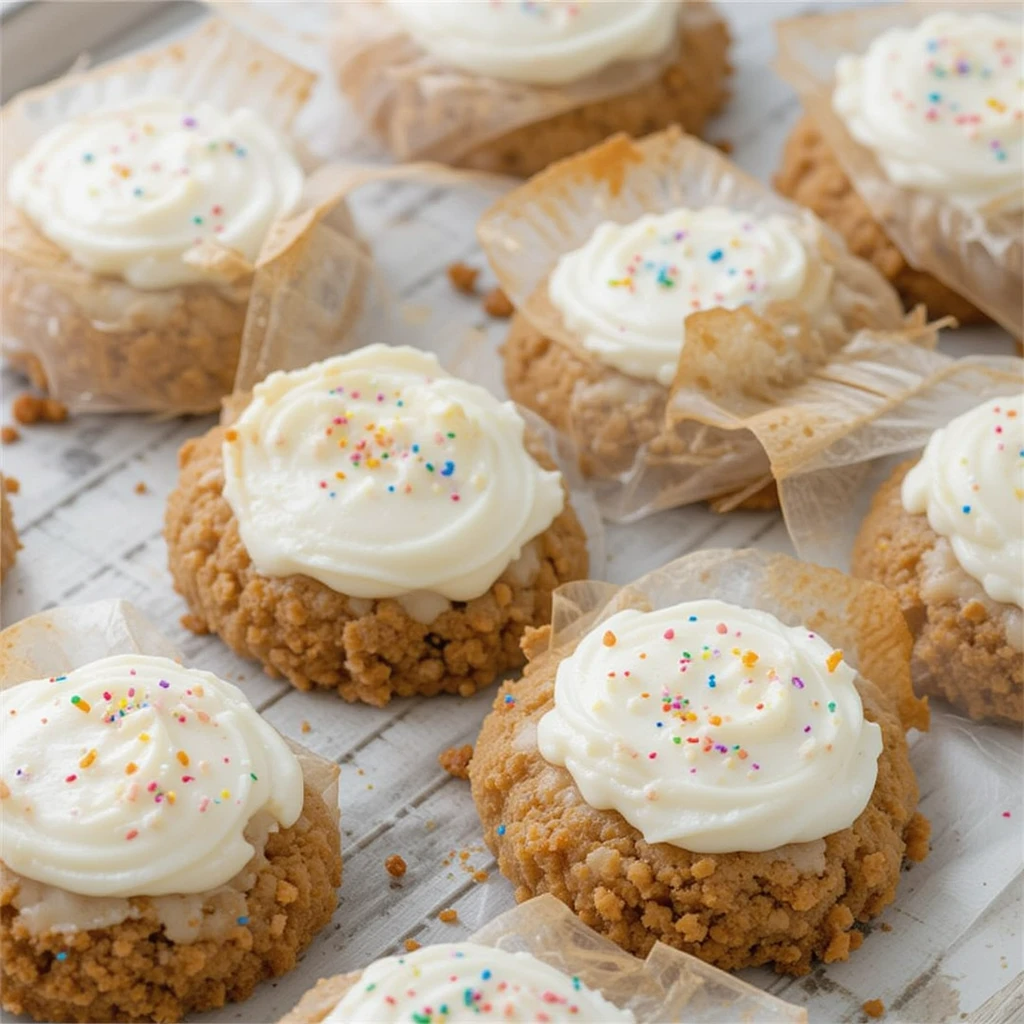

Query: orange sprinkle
left=738, top=749, right=748, bottom=760
left=125, top=762, right=138, bottom=775
left=73, top=700, right=91, bottom=714
left=79, top=749, right=97, bottom=769
left=224, top=429, right=238, bottom=442
left=335, top=471, right=346, bottom=481
left=708, top=715, right=722, bottom=726
left=176, top=751, right=190, bottom=767
left=602, top=631, right=617, bottom=647
left=741, top=650, right=759, bottom=669
left=826, top=650, right=844, bottom=673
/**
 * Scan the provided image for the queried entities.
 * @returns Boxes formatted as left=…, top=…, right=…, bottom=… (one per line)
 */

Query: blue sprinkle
left=55, top=952, right=68, bottom=962
left=412, top=444, right=420, bottom=453
left=440, top=460, right=455, bottom=477
left=481, top=969, right=492, bottom=980
left=688, top=615, right=697, bottom=622
left=656, top=721, right=664, bottom=728
left=708, top=674, right=717, bottom=689
left=928, top=91, right=941, bottom=103
left=708, top=248, right=724, bottom=262
left=962, top=505, right=971, bottom=514
left=496, top=824, right=506, bottom=836
left=237, top=916, right=250, bottom=925
left=387, top=485, right=396, bottom=493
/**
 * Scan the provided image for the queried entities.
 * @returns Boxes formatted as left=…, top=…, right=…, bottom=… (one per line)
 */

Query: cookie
left=774, top=116, right=987, bottom=325
left=166, top=345, right=589, bottom=705
left=471, top=584, right=928, bottom=975
left=0, top=655, right=341, bottom=1023
left=0, top=479, right=19, bottom=580
left=852, top=394, right=1023, bottom=724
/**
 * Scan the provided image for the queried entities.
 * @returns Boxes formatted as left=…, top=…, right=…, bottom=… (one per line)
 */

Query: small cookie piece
left=0, top=478, right=20, bottom=580
left=774, top=117, right=985, bottom=324
left=439, top=744, right=474, bottom=779
left=472, top=583, right=927, bottom=975
left=166, top=345, right=589, bottom=705
left=852, top=395, right=1023, bottom=724
left=0, top=655, right=341, bottom=1024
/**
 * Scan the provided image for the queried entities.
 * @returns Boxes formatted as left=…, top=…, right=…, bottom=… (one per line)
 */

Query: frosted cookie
left=472, top=586, right=928, bottom=974
left=0, top=654, right=341, bottom=1023
left=280, top=941, right=632, bottom=1023
left=165, top=345, right=589, bottom=705
left=775, top=11, right=1022, bottom=323
left=853, top=394, right=1023, bottom=724
left=3, top=95, right=304, bottom=413
left=0, top=478, right=19, bottom=580
left=336, top=1, right=730, bottom=177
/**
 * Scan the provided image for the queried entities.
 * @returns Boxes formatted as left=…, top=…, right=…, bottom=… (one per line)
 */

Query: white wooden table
left=1, top=3, right=1021, bottom=1022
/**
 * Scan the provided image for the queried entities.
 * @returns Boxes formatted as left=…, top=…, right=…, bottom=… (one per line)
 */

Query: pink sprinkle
left=147, top=781, right=158, bottom=793
left=663, top=629, right=675, bottom=640
left=199, top=797, right=210, bottom=812
left=125, top=829, right=139, bottom=841
left=1003, top=811, right=1012, bottom=818
left=648, top=752, right=657, bottom=759
left=715, top=623, right=728, bottom=635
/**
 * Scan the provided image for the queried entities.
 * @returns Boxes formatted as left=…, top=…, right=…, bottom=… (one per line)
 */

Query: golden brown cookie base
left=852, top=462, right=1023, bottom=725
left=165, top=427, right=589, bottom=706
left=774, top=117, right=986, bottom=325
left=470, top=629, right=927, bottom=976
left=0, top=482, right=19, bottom=581
left=1, top=782, right=342, bottom=1024
left=502, top=315, right=779, bottom=511
left=2, top=210, right=247, bottom=415
left=459, top=11, right=731, bottom=178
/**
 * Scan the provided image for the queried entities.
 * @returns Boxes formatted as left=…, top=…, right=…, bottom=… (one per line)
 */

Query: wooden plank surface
left=0, top=3, right=1021, bottom=1023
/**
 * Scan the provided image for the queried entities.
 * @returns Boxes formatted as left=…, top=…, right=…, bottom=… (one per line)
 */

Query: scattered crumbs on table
left=863, top=999, right=885, bottom=1018
left=385, top=855, right=407, bottom=879
left=438, top=743, right=473, bottom=779
left=447, top=261, right=479, bottom=295
left=483, top=287, right=514, bottom=318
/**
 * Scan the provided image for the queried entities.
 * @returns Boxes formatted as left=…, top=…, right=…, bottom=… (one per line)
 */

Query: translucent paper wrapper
left=330, top=0, right=712, bottom=166
left=0, top=599, right=340, bottom=815
left=773, top=351, right=1024, bottom=574
left=280, top=895, right=806, bottom=1024
left=477, top=129, right=929, bottom=521
left=775, top=3, right=1024, bottom=337
left=0, top=20, right=359, bottom=416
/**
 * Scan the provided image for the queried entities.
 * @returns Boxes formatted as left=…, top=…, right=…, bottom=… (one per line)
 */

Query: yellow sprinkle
left=139, top=733, right=150, bottom=743
left=826, top=650, right=844, bottom=673
left=166, top=791, right=177, bottom=805
left=79, top=749, right=97, bottom=769
left=602, top=631, right=617, bottom=647
left=987, top=97, right=1007, bottom=113
left=176, top=751, right=190, bottom=767
left=221, top=789, right=231, bottom=800
left=335, top=471, right=346, bottom=481
left=366, top=457, right=381, bottom=468
left=125, top=762, right=138, bottom=775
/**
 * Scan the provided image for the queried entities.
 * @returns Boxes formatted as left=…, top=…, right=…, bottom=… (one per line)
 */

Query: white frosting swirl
left=537, top=599, right=883, bottom=853
left=223, top=345, right=566, bottom=602
left=832, top=12, right=1023, bottom=211
left=0, top=655, right=303, bottom=898
left=7, top=97, right=304, bottom=289
left=325, top=942, right=633, bottom=1023
left=902, top=393, right=1024, bottom=607
left=548, top=207, right=833, bottom=385
left=386, top=0, right=679, bottom=86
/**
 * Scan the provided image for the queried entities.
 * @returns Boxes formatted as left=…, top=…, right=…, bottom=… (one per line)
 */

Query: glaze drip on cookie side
left=832, top=11, right=1023, bottom=210
left=8, top=97, right=304, bottom=289
left=537, top=598, right=882, bottom=853
left=324, top=942, right=633, bottom=1023
left=902, top=393, right=1024, bottom=608
left=386, top=0, right=680, bottom=86
left=222, top=345, right=566, bottom=603
left=547, top=207, right=833, bottom=385
left=0, top=654, right=303, bottom=897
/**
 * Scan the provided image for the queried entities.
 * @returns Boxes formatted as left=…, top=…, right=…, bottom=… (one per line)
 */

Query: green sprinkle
left=828, top=702, right=837, bottom=713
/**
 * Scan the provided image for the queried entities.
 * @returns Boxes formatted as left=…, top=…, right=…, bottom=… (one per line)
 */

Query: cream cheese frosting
left=547, top=206, right=833, bottom=385
left=537, top=598, right=882, bottom=853
left=325, top=942, right=634, bottom=1022
left=385, top=0, right=679, bottom=86
left=222, top=345, right=566, bottom=602
left=7, top=97, right=304, bottom=289
left=832, top=12, right=1023, bottom=211
left=902, top=393, right=1023, bottom=607
left=0, top=654, right=303, bottom=898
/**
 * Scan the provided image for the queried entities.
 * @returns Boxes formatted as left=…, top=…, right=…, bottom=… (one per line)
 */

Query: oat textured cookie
left=0, top=479, right=19, bottom=580
left=471, top=564, right=928, bottom=975
left=852, top=395, right=1023, bottom=725
left=166, top=345, right=589, bottom=705
left=0, top=655, right=341, bottom=1024
left=774, top=118, right=985, bottom=325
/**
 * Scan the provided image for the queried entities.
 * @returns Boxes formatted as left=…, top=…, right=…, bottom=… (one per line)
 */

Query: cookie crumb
left=180, top=613, right=210, bottom=636
left=862, top=999, right=885, bottom=1018
left=13, top=394, right=68, bottom=425
left=880, top=923, right=893, bottom=932
left=1, top=426, right=20, bottom=444
left=483, top=287, right=514, bottom=318
left=713, top=138, right=734, bottom=154
left=439, top=744, right=473, bottom=780
left=134, top=482, right=148, bottom=495
left=472, top=870, right=489, bottom=883
left=438, top=908, right=459, bottom=924
left=404, top=938, right=421, bottom=952
left=3, top=476, right=20, bottom=495
left=301, top=720, right=311, bottom=734
left=447, top=262, right=479, bottom=295
left=385, top=855, right=407, bottom=879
